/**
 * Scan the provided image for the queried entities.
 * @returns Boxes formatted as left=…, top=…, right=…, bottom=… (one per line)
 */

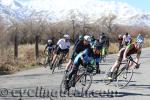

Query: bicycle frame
left=110, top=56, right=138, bottom=81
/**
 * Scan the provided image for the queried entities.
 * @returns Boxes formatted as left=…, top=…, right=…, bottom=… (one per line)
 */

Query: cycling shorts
left=55, top=47, right=69, bottom=55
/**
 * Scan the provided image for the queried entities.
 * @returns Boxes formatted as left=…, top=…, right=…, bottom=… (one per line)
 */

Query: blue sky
left=118, top=0, right=150, bottom=12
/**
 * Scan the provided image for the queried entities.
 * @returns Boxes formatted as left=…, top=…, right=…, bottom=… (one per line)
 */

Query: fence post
left=72, top=20, right=75, bottom=43
left=14, top=33, right=18, bottom=61
left=35, top=35, right=39, bottom=63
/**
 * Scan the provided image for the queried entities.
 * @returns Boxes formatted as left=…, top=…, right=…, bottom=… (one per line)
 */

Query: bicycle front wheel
left=60, top=74, right=69, bottom=94
left=51, top=57, right=60, bottom=74
left=117, top=66, right=133, bottom=89
left=75, top=73, right=92, bottom=92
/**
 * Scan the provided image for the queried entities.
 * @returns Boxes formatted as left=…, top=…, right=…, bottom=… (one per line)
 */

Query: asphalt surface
left=0, top=47, right=150, bottom=100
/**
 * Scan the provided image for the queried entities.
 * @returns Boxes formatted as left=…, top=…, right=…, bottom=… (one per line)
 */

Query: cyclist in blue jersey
left=44, top=39, right=54, bottom=53
left=65, top=44, right=102, bottom=88
left=65, top=35, right=91, bottom=72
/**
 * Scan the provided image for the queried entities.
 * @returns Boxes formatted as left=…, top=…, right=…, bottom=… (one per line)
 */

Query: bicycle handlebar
left=127, top=56, right=138, bottom=65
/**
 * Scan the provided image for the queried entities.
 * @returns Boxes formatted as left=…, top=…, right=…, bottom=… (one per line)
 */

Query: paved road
left=0, top=47, right=150, bottom=100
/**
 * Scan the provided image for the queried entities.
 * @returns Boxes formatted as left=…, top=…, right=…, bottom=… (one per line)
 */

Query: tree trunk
left=14, top=34, right=18, bottom=61
left=35, top=35, right=39, bottom=63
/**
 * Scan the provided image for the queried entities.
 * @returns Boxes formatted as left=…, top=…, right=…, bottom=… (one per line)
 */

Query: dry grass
left=143, top=38, right=150, bottom=47
left=108, top=43, right=118, bottom=54
left=0, top=44, right=46, bottom=74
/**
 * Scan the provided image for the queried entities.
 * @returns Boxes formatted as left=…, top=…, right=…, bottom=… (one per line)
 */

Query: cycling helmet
left=79, top=35, right=84, bottom=40
left=136, top=38, right=143, bottom=43
left=90, top=35, right=95, bottom=41
left=136, top=36, right=144, bottom=47
left=125, top=32, right=128, bottom=36
left=118, top=35, right=122, bottom=38
left=84, top=35, right=91, bottom=42
left=101, top=32, right=105, bottom=36
left=64, top=34, right=70, bottom=39
left=92, top=44, right=102, bottom=50
left=48, top=39, right=52, bottom=43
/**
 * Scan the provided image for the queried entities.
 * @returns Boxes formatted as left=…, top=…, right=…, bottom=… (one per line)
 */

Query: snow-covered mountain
left=0, top=0, right=150, bottom=26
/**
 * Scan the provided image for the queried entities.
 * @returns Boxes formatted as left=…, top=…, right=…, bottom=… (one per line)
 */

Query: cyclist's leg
left=96, top=57, right=101, bottom=74
left=68, top=53, right=82, bottom=79
left=108, top=48, right=125, bottom=79
left=59, top=49, right=69, bottom=64
left=51, top=47, right=61, bottom=66
left=65, top=52, right=77, bottom=71
left=66, top=54, right=82, bottom=87
left=102, top=47, right=105, bottom=56
left=48, top=48, right=53, bottom=60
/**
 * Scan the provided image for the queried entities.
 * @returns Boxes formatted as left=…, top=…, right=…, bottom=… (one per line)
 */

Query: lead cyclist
left=107, top=37, right=144, bottom=80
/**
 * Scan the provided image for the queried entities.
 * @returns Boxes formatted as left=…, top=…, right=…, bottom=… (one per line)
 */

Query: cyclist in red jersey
left=108, top=37, right=144, bottom=80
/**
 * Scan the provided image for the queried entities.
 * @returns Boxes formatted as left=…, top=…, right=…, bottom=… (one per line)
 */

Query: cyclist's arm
left=135, top=50, right=141, bottom=64
left=80, top=49, right=89, bottom=64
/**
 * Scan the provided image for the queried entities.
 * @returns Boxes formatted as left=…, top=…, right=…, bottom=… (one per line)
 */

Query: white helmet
left=48, top=39, right=52, bottom=43
left=64, top=34, right=70, bottom=39
left=118, top=35, right=122, bottom=38
left=136, top=37, right=144, bottom=47
left=84, top=35, right=91, bottom=42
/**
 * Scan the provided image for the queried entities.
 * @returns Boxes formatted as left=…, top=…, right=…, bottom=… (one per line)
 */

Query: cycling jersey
left=74, top=40, right=90, bottom=53
left=71, top=40, right=91, bottom=60
left=126, top=44, right=141, bottom=56
left=46, top=43, right=53, bottom=49
left=117, top=44, right=141, bottom=62
left=57, top=38, right=70, bottom=50
left=123, top=35, right=131, bottom=45
left=74, top=48, right=99, bottom=67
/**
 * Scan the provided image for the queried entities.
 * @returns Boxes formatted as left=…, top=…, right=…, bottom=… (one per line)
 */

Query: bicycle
left=51, top=52, right=66, bottom=74
left=60, top=63, right=95, bottom=93
left=43, top=48, right=54, bottom=68
left=103, top=56, right=140, bottom=88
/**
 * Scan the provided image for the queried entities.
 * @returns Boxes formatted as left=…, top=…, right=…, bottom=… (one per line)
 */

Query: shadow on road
left=117, top=91, right=150, bottom=97
left=129, top=84, right=150, bottom=89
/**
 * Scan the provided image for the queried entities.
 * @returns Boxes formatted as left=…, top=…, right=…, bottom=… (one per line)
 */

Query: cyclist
left=65, top=35, right=91, bottom=72
left=66, top=44, right=102, bottom=89
left=44, top=39, right=54, bottom=65
left=51, top=34, right=70, bottom=68
left=107, top=37, right=144, bottom=80
left=136, top=33, right=144, bottom=42
left=99, top=33, right=109, bottom=61
left=44, top=39, right=54, bottom=52
left=90, top=35, right=96, bottom=46
left=122, top=32, right=132, bottom=46
left=74, top=34, right=84, bottom=49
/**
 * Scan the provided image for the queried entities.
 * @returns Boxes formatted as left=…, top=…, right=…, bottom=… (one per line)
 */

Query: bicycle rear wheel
left=117, top=65, right=133, bottom=88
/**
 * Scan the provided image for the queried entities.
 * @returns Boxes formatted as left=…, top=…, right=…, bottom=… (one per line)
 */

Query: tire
left=75, top=67, right=92, bottom=92
left=60, top=74, right=68, bottom=94
left=103, top=68, right=112, bottom=85
left=117, top=64, right=133, bottom=89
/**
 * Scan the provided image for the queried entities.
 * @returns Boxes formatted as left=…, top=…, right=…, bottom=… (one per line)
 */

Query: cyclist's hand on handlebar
left=134, top=63, right=140, bottom=69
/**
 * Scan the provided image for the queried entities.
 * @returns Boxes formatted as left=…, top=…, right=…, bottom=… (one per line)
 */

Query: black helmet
left=125, top=32, right=128, bottom=35
left=92, top=44, right=102, bottom=50
left=102, top=32, right=105, bottom=36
